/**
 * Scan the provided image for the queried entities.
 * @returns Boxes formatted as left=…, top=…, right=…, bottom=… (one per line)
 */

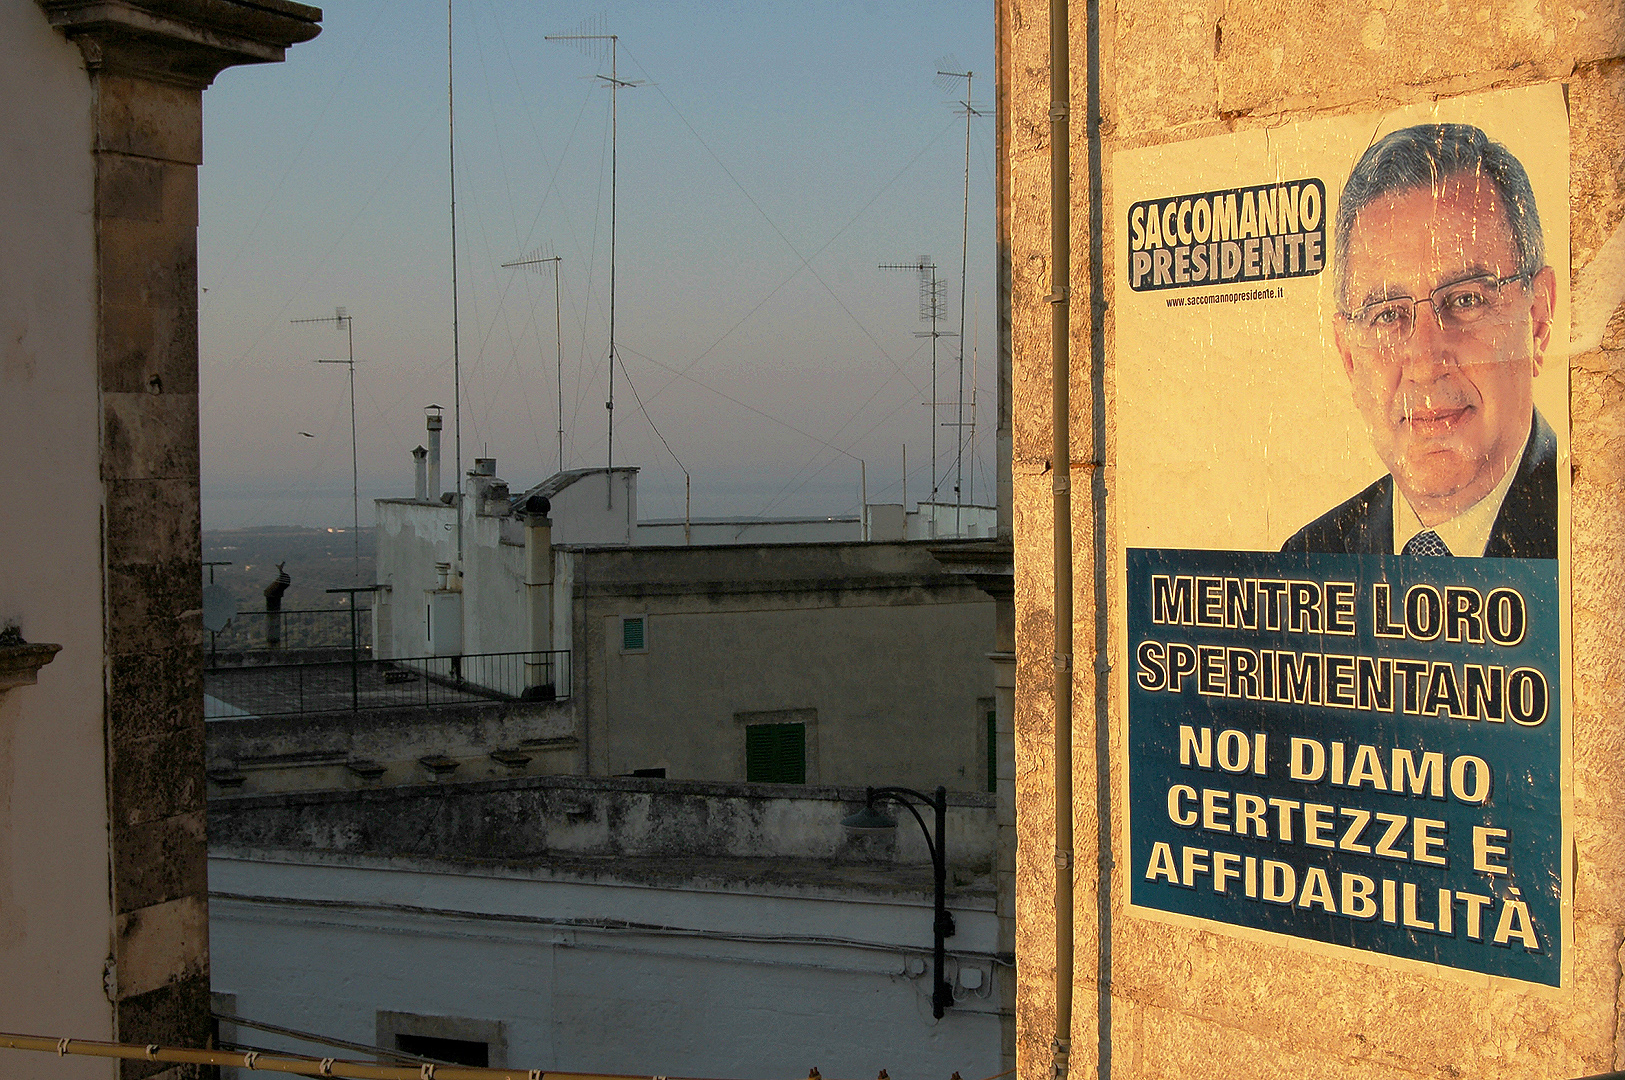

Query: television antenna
left=291, top=306, right=361, bottom=579
left=879, top=256, right=957, bottom=532
left=546, top=18, right=643, bottom=509
left=937, top=63, right=985, bottom=535
left=447, top=0, right=465, bottom=567
left=502, top=248, right=566, bottom=476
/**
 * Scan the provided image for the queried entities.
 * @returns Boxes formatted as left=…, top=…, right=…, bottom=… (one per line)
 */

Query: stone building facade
left=0, top=4, right=317, bottom=1077
left=1000, top=2, right=1625, bottom=1079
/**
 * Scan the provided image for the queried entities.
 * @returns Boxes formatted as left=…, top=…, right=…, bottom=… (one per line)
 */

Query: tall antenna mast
left=292, top=306, right=360, bottom=579
left=448, top=0, right=465, bottom=566
left=937, top=65, right=983, bottom=536
left=502, top=249, right=566, bottom=475
left=880, top=256, right=956, bottom=534
left=547, top=20, right=642, bottom=509
left=968, top=292, right=980, bottom=509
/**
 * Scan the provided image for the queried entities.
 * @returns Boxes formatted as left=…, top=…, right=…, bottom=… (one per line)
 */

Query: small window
left=396, top=1035, right=488, bottom=1068
left=621, top=615, right=647, bottom=652
left=746, top=723, right=806, bottom=784
left=376, top=1011, right=505, bottom=1071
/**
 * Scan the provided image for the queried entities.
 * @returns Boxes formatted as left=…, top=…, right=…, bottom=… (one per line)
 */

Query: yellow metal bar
left=0, top=1032, right=661, bottom=1080
left=0, top=1029, right=990, bottom=1080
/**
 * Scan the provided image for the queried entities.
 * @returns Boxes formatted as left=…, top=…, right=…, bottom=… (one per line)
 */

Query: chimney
left=412, top=445, right=428, bottom=501
left=263, top=562, right=291, bottom=650
left=425, top=405, right=443, bottom=500
left=522, top=494, right=555, bottom=700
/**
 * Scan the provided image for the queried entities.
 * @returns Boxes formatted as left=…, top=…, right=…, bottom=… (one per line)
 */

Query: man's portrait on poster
left=1281, top=123, right=1559, bottom=560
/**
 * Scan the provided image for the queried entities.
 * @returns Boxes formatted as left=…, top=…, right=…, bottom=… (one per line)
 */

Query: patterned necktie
left=1403, top=529, right=1452, bottom=557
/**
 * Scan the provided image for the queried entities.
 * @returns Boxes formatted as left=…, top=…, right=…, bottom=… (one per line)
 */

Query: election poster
left=1114, top=84, right=1571, bottom=987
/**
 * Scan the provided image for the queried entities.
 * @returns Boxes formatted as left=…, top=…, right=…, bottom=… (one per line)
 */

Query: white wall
left=374, top=499, right=456, bottom=658
left=907, top=503, right=998, bottom=540
left=0, top=4, right=114, bottom=1071
left=634, top=508, right=1001, bottom=547
left=544, top=469, right=637, bottom=546
left=636, top=517, right=862, bottom=546
left=210, top=854, right=1004, bottom=1080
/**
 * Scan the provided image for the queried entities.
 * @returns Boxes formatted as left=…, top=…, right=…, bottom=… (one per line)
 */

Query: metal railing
left=204, top=650, right=570, bottom=719
left=208, top=607, right=374, bottom=653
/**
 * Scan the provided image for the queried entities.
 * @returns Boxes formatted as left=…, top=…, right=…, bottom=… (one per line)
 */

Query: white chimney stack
left=412, top=445, right=428, bottom=501
left=425, top=405, right=443, bottom=501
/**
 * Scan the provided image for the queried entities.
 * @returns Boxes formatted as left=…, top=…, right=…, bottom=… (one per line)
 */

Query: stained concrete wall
left=573, top=541, right=998, bottom=791
left=205, top=699, right=578, bottom=795
left=208, top=776, right=1003, bottom=1078
left=0, top=6, right=111, bottom=1075
left=207, top=849, right=1003, bottom=1080
left=209, top=773, right=998, bottom=869
left=1003, top=2, right=1625, bottom=1079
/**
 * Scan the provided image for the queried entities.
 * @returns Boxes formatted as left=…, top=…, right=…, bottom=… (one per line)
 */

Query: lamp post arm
left=866, top=783, right=955, bottom=1020
left=868, top=786, right=941, bottom=867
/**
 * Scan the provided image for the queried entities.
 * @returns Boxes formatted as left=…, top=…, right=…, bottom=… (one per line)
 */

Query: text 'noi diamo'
left=1127, top=179, right=1327, bottom=292
left=1134, top=574, right=1548, bottom=726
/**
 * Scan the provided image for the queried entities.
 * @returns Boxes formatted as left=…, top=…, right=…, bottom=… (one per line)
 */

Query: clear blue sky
left=199, top=1, right=997, bottom=530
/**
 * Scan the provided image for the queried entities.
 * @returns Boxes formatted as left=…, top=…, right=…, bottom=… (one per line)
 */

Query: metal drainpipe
left=1047, top=0, right=1076, bottom=1078
left=1085, top=0, right=1113, bottom=1070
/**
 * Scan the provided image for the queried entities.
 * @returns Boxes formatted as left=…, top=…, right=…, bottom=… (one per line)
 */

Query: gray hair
left=1334, top=123, right=1545, bottom=308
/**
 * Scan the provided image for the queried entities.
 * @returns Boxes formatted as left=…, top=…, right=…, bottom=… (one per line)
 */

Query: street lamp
left=841, top=785, right=956, bottom=1018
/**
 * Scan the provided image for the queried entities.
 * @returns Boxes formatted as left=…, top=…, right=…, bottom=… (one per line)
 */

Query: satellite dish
left=202, top=585, right=237, bottom=633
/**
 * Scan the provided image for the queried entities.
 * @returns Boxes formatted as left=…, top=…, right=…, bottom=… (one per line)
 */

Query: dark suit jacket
left=1280, top=409, right=1557, bottom=558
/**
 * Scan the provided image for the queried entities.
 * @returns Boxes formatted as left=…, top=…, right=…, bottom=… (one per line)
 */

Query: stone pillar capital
left=40, top=0, right=321, bottom=88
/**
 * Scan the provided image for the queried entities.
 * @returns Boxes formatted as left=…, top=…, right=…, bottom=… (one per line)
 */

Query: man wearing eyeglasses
left=1282, top=123, right=1558, bottom=559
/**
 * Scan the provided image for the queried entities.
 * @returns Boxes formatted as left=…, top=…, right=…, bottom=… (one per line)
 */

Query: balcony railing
left=204, top=650, right=570, bottom=719
left=207, top=607, right=374, bottom=653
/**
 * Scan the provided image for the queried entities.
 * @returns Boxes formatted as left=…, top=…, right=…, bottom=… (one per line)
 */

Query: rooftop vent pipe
left=426, top=405, right=443, bottom=501
left=412, top=445, right=428, bottom=501
left=1049, top=0, right=1079, bottom=1075
left=263, top=562, right=291, bottom=650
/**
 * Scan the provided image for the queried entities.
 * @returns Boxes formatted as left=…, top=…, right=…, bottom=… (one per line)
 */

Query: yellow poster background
left=1112, top=82, right=1573, bottom=986
left=1113, top=83, right=1569, bottom=553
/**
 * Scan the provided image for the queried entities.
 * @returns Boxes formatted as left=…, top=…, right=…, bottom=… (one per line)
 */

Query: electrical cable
left=615, top=354, right=685, bottom=473
left=212, top=1013, right=431, bottom=1065
left=620, top=45, right=956, bottom=403
left=207, top=7, right=389, bottom=297
left=203, top=115, right=436, bottom=413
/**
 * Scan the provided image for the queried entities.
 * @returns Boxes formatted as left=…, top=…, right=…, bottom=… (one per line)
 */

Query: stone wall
left=205, top=698, right=579, bottom=796
left=0, top=9, right=110, bottom=1076
left=0, top=4, right=319, bottom=1077
left=571, top=540, right=998, bottom=789
left=211, top=773, right=999, bottom=872
left=1003, top=1, right=1625, bottom=1078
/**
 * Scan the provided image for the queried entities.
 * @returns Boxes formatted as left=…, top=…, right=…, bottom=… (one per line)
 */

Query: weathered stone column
left=35, top=3, right=319, bottom=1074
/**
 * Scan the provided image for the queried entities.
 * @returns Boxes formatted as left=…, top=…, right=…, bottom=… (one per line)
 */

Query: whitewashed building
left=207, top=419, right=1007, bottom=795
left=209, top=775, right=1010, bottom=1078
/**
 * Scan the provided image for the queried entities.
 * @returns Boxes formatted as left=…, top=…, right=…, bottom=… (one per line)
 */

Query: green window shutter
left=987, top=709, right=998, bottom=793
left=622, top=616, right=645, bottom=651
left=746, top=723, right=806, bottom=784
